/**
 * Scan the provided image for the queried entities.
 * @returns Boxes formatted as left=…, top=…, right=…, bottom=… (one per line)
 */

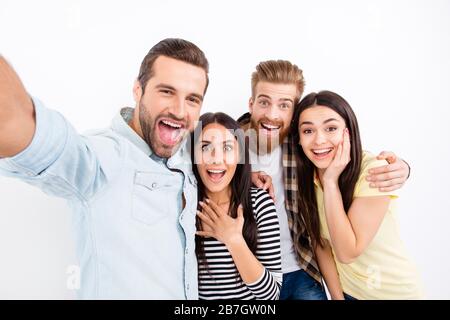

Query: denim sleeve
left=0, top=97, right=107, bottom=202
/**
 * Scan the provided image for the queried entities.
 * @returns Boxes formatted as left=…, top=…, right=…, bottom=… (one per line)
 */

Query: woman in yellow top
left=291, top=90, right=423, bottom=300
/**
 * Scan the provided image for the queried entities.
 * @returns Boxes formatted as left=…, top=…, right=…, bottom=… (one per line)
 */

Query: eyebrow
left=300, top=118, right=340, bottom=126
left=201, top=139, right=235, bottom=144
left=156, top=83, right=204, bottom=102
left=256, top=94, right=271, bottom=100
left=256, top=94, right=294, bottom=104
left=279, top=98, right=294, bottom=104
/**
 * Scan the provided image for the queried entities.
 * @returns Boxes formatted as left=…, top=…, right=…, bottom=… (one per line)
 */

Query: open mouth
left=260, top=122, right=281, bottom=132
left=157, top=119, right=186, bottom=146
left=259, top=122, right=282, bottom=138
left=206, top=169, right=226, bottom=182
left=312, top=148, right=333, bottom=159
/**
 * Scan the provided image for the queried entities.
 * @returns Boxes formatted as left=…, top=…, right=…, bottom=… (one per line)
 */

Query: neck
left=245, top=126, right=274, bottom=156
left=129, top=106, right=145, bottom=140
left=317, top=168, right=326, bottom=187
left=205, top=186, right=232, bottom=206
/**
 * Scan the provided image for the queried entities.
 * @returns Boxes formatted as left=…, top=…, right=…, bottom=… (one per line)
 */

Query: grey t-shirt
left=249, top=146, right=300, bottom=274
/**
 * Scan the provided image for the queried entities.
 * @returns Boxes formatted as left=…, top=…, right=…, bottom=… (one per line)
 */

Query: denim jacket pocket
left=132, top=171, right=178, bottom=226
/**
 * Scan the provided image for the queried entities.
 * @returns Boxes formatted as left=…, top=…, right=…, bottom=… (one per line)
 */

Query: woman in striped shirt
left=191, top=112, right=282, bottom=300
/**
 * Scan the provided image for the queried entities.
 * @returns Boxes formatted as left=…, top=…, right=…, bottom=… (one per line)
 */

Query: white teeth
left=261, top=123, right=280, bottom=130
left=313, top=148, right=332, bottom=154
left=207, top=169, right=225, bottom=174
left=162, top=120, right=182, bottom=128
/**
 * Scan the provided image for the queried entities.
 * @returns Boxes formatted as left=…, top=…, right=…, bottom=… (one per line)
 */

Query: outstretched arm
left=0, top=56, right=111, bottom=202
left=0, top=56, right=36, bottom=157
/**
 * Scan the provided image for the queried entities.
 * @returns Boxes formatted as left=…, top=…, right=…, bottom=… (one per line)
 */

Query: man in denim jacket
left=0, top=38, right=208, bottom=299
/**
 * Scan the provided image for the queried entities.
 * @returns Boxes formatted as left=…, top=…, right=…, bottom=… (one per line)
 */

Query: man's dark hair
left=137, top=38, right=209, bottom=94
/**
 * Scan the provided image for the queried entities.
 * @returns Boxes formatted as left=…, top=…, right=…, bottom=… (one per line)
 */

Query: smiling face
left=249, top=81, right=297, bottom=153
left=299, top=105, right=347, bottom=169
left=133, top=55, right=207, bottom=158
left=194, top=123, right=240, bottom=195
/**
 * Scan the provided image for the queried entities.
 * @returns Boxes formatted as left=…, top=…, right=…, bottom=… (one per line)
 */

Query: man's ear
left=133, top=80, right=143, bottom=104
left=248, top=97, right=254, bottom=114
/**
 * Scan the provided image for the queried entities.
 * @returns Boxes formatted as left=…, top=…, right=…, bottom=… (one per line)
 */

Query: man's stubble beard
left=139, top=101, right=183, bottom=159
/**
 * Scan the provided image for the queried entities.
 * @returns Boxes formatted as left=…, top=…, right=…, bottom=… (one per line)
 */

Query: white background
left=0, top=0, right=449, bottom=299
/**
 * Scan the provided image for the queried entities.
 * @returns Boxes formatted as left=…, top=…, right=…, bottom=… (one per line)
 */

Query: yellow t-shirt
left=315, top=151, right=424, bottom=299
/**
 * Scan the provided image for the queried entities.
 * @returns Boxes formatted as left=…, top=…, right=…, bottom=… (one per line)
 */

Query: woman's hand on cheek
left=322, top=128, right=351, bottom=184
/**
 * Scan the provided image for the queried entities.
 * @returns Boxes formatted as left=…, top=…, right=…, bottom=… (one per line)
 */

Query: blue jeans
left=280, top=269, right=328, bottom=300
left=344, top=292, right=358, bottom=300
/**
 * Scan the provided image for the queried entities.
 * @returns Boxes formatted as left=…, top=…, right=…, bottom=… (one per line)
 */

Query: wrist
left=331, top=292, right=345, bottom=300
left=322, top=178, right=339, bottom=189
left=225, top=234, right=246, bottom=251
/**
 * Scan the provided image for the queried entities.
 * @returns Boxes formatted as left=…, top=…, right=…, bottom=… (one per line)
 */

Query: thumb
left=377, top=151, right=397, bottom=164
left=251, top=172, right=264, bottom=188
left=376, top=151, right=387, bottom=160
left=256, top=179, right=263, bottom=188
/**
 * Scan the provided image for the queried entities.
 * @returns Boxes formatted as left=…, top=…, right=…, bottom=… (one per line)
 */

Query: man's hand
left=251, top=171, right=275, bottom=201
left=366, top=151, right=410, bottom=192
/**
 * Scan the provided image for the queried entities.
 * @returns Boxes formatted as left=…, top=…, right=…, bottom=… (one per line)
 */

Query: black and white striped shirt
left=198, top=187, right=282, bottom=300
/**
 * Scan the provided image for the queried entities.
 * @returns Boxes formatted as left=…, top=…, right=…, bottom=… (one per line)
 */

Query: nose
left=314, top=130, right=327, bottom=145
left=209, top=147, right=224, bottom=165
left=170, top=97, right=186, bottom=120
left=266, top=105, right=280, bottom=121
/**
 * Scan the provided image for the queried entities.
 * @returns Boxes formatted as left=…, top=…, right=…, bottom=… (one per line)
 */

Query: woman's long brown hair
left=291, top=91, right=363, bottom=248
left=190, top=112, right=257, bottom=268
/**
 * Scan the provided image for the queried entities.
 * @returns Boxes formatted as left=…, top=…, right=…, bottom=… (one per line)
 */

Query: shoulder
left=81, top=128, right=127, bottom=179
left=360, top=151, right=389, bottom=175
left=250, top=187, right=273, bottom=203
left=84, top=128, right=125, bottom=158
left=355, top=151, right=397, bottom=198
left=250, top=187, right=278, bottom=221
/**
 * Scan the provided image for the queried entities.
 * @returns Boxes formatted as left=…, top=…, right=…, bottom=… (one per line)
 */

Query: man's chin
left=152, top=144, right=179, bottom=158
left=256, top=136, right=282, bottom=154
left=256, top=140, right=274, bottom=154
left=156, top=136, right=190, bottom=158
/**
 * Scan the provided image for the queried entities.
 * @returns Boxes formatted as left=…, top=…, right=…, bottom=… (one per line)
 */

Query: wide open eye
left=201, top=144, right=212, bottom=152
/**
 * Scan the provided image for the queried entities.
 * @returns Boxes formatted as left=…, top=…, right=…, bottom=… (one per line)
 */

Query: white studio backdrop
left=0, top=0, right=449, bottom=299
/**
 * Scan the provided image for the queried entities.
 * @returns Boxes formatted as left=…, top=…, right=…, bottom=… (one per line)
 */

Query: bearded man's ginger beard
left=246, top=118, right=288, bottom=156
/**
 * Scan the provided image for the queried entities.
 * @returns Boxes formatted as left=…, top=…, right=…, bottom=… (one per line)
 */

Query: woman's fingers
left=196, top=230, right=214, bottom=238
left=204, top=198, right=225, bottom=217
left=334, top=140, right=343, bottom=164
left=199, top=200, right=219, bottom=220
left=196, top=210, right=214, bottom=228
left=342, top=129, right=351, bottom=163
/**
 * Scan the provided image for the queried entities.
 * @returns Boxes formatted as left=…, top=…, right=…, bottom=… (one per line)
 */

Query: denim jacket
left=0, top=98, right=198, bottom=299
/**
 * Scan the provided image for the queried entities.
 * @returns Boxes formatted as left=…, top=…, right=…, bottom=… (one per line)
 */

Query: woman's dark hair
left=291, top=90, right=363, bottom=248
left=191, top=112, right=258, bottom=265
